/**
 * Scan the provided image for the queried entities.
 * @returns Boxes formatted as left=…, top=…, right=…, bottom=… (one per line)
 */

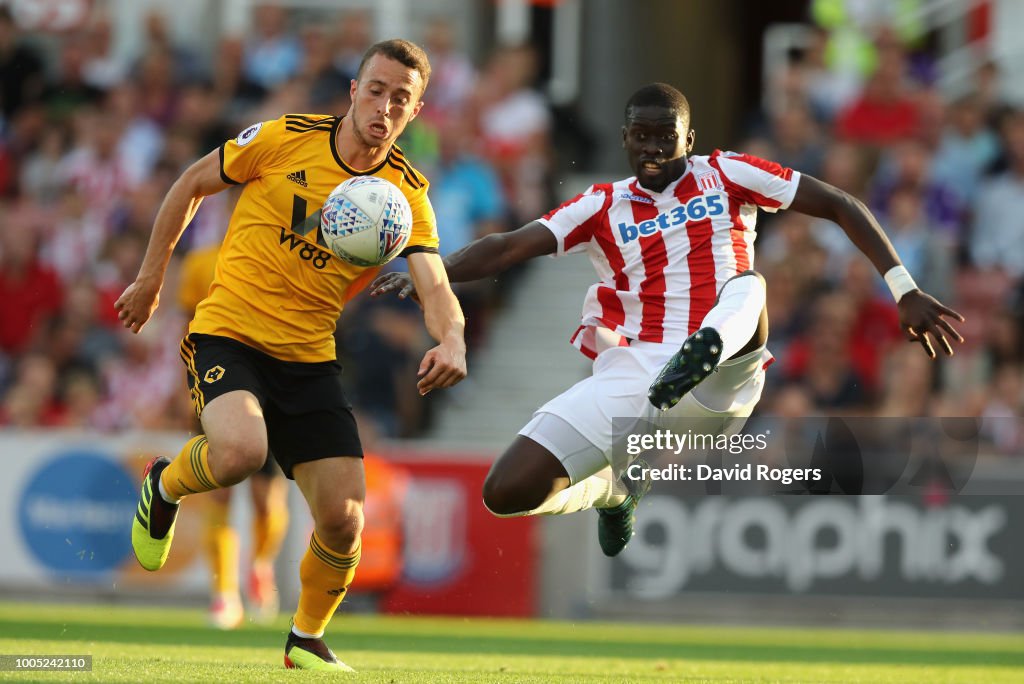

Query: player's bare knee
left=208, top=436, right=267, bottom=486
left=313, top=498, right=363, bottom=553
left=483, top=435, right=568, bottom=516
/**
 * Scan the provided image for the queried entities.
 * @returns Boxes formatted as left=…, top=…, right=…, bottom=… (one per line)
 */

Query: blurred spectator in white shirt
left=42, top=186, right=107, bottom=283
left=472, top=45, right=551, bottom=225
left=971, top=110, right=1024, bottom=278
left=933, top=94, right=1000, bottom=203
left=81, top=15, right=126, bottom=90
left=798, top=27, right=863, bottom=122
left=106, top=83, right=165, bottom=185
left=58, top=107, right=135, bottom=223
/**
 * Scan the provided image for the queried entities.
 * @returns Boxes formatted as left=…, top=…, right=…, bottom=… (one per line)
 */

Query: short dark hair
left=625, top=83, right=690, bottom=122
left=356, top=39, right=432, bottom=95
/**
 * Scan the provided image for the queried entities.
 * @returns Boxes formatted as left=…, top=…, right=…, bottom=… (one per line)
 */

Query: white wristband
left=883, top=265, right=918, bottom=302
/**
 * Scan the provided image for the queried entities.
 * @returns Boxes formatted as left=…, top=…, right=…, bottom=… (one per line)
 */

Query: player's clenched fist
left=416, top=341, right=467, bottom=395
left=114, top=277, right=162, bottom=334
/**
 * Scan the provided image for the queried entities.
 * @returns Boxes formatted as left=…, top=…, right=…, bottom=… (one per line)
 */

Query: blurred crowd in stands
left=749, top=17, right=1024, bottom=452
left=0, top=5, right=545, bottom=437
left=0, top=5, right=1021, bottom=452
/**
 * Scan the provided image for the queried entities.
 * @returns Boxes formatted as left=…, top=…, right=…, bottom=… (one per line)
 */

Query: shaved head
left=625, top=83, right=690, bottom=123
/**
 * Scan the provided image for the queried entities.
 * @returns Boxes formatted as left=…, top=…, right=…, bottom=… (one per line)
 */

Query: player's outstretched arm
left=115, top=150, right=231, bottom=333
left=407, top=251, right=468, bottom=395
left=788, top=174, right=964, bottom=358
left=370, top=221, right=557, bottom=299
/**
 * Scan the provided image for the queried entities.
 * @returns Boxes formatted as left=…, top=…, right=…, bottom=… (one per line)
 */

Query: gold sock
left=160, top=435, right=221, bottom=501
left=293, top=532, right=360, bottom=637
left=253, top=491, right=289, bottom=563
left=202, top=497, right=238, bottom=596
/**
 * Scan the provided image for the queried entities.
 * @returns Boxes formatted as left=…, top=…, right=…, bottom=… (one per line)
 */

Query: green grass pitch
left=0, top=601, right=1021, bottom=683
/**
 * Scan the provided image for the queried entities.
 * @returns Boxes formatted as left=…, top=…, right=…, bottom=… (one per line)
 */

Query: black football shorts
left=179, top=333, right=363, bottom=478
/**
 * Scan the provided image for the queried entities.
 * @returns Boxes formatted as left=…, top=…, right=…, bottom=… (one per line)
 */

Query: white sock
left=291, top=624, right=323, bottom=639
left=488, top=467, right=628, bottom=518
left=691, top=346, right=764, bottom=412
left=699, top=274, right=766, bottom=361
left=157, top=478, right=180, bottom=505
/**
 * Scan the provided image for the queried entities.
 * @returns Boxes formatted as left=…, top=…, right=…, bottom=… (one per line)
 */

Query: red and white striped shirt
left=539, top=150, right=800, bottom=359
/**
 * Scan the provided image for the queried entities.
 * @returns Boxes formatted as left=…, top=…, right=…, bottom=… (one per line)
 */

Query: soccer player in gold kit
left=178, top=242, right=289, bottom=630
left=117, top=40, right=467, bottom=671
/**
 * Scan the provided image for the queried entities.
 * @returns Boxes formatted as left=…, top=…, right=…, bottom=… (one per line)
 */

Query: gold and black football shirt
left=189, top=114, right=439, bottom=362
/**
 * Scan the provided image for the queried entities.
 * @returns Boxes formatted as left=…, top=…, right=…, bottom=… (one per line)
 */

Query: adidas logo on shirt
left=287, top=170, right=308, bottom=187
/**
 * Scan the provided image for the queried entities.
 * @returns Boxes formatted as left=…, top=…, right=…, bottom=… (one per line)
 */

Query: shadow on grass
left=1, top=618, right=1022, bottom=669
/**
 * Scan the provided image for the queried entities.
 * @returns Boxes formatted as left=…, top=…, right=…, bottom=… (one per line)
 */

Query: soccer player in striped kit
left=373, top=82, right=963, bottom=556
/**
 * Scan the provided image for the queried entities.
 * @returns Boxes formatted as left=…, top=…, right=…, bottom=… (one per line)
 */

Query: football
left=320, top=176, right=413, bottom=267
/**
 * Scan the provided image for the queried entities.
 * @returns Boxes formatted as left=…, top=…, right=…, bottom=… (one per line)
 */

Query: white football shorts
left=519, top=339, right=772, bottom=484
